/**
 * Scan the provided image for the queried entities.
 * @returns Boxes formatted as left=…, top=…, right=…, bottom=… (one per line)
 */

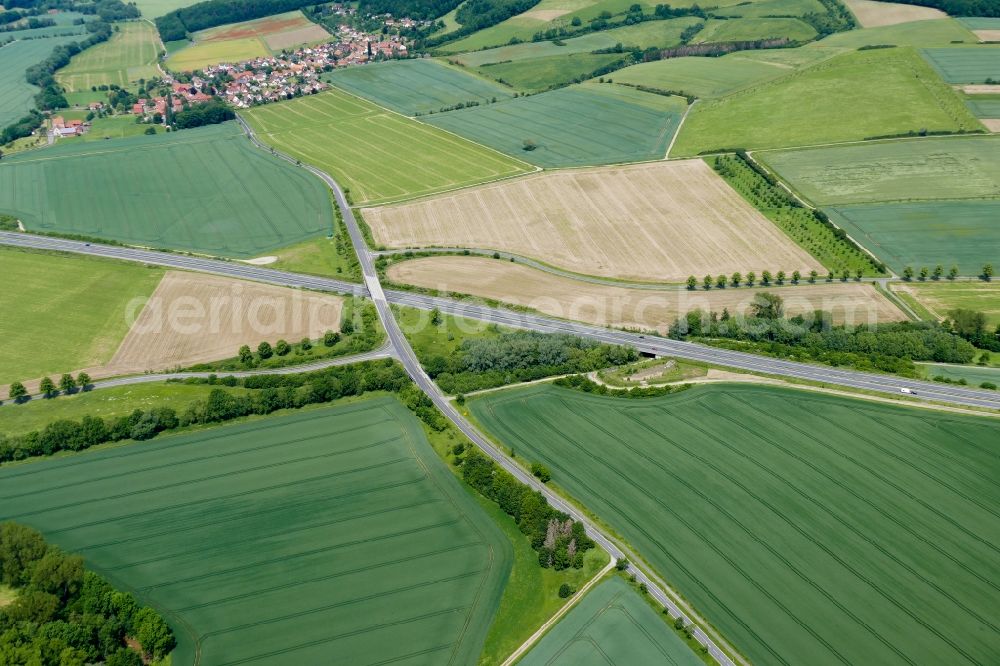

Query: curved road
left=5, top=119, right=1000, bottom=666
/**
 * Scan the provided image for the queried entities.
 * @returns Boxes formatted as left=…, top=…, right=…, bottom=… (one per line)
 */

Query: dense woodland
left=886, top=0, right=1000, bottom=17
left=0, top=523, right=175, bottom=665
left=358, top=0, right=462, bottom=20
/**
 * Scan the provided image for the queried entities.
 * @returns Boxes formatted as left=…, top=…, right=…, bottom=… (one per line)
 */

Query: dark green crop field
left=0, top=123, right=333, bottom=257
left=425, top=82, right=687, bottom=167
left=470, top=383, right=1000, bottom=666
left=922, top=47, right=1000, bottom=84
left=519, top=576, right=701, bottom=666
left=0, top=398, right=511, bottom=665
left=324, top=58, right=515, bottom=116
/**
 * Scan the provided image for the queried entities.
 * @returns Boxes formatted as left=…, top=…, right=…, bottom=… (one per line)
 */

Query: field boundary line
left=500, top=559, right=615, bottom=666
left=666, top=100, right=696, bottom=159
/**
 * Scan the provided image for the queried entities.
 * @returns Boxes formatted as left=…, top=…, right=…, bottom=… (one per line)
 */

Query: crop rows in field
left=325, top=58, right=514, bottom=116
left=425, top=82, right=686, bottom=167
left=243, top=88, right=531, bottom=205
left=56, top=21, right=160, bottom=92
left=693, top=17, right=817, bottom=43
left=0, top=122, right=333, bottom=256
left=520, top=577, right=701, bottom=666
left=965, top=96, right=1000, bottom=118
left=0, top=399, right=511, bottom=666
left=922, top=46, right=1000, bottom=83
left=470, top=383, right=1000, bottom=666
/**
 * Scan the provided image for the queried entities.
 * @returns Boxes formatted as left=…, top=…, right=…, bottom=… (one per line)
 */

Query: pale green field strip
left=612, top=53, right=797, bottom=99
left=0, top=34, right=86, bottom=129
left=692, top=17, right=817, bottom=43
left=809, top=18, right=976, bottom=48
left=965, top=97, right=1000, bottom=118
left=901, top=280, right=1000, bottom=326
left=828, top=200, right=1000, bottom=276
left=425, top=82, right=686, bottom=167
left=959, top=18, right=1000, bottom=30
left=922, top=46, right=1000, bottom=83
left=0, top=398, right=512, bottom=666
left=456, top=16, right=702, bottom=67
left=56, top=21, right=160, bottom=92
left=325, top=59, right=514, bottom=116
left=519, top=577, right=702, bottom=666
left=132, top=0, right=199, bottom=18
left=242, top=88, right=532, bottom=205
left=760, top=135, right=1000, bottom=205
left=470, top=383, right=1000, bottom=666
left=475, top=52, right=623, bottom=92
left=923, top=364, right=1000, bottom=385
left=672, top=47, right=982, bottom=155
left=721, top=0, right=824, bottom=17
left=0, top=247, right=163, bottom=384
left=0, top=122, right=334, bottom=256
left=166, top=35, right=269, bottom=71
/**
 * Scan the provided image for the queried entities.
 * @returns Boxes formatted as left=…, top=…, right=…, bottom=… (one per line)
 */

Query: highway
left=5, top=119, right=999, bottom=666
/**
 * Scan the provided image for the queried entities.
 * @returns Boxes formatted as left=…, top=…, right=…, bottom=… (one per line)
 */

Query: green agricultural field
left=0, top=248, right=163, bottom=385
left=81, top=114, right=156, bottom=141
left=0, top=398, right=512, bottom=665
left=0, top=122, right=335, bottom=256
left=132, top=0, right=199, bottom=18
left=456, top=16, right=702, bottom=67
left=811, top=18, right=976, bottom=48
left=760, top=135, right=1000, bottom=205
left=243, top=88, right=531, bottom=205
left=476, top=52, right=624, bottom=92
left=672, top=47, right=982, bottom=155
left=0, top=34, right=86, bottom=129
left=828, top=200, right=1000, bottom=276
left=55, top=21, right=160, bottom=92
left=723, top=0, right=824, bottom=17
left=470, top=383, right=1000, bottom=666
left=959, top=17, right=1000, bottom=30
left=324, top=58, right=514, bottom=116
left=612, top=53, right=794, bottom=99
left=965, top=96, right=1000, bottom=117
left=166, top=35, right=267, bottom=70
left=693, top=17, right=817, bottom=43
left=922, top=46, right=1000, bottom=83
left=899, top=280, right=1000, bottom=326
left=921, top=363, right=1000, bottom=385
left=519, top=576, right=701, bottom=666
left=425, top=82, right=686, bottom=167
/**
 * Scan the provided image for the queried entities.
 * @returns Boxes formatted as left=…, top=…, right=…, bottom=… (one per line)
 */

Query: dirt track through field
left=387, top=256, right=905, bottom=331
left=4, top=272, right=344, bottom=395
left=365, top=160, right=823, bottom=282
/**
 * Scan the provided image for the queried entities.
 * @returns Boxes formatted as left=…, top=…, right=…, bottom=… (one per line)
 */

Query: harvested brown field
left=521, top=9, right=571, bottom=20
left=842, top=0, right=945, bottom=27
left=982, top=119, right=1000, bottom=131
left=5, top=272, right=344, bottom=395
left=263, top=23, right=330, bottom=50
left=962, top=84, right=1000, bottom=94
left=364, top=160, right=823, bottom=282
left=387, top=256, right=905, bottom=331
left=973, top=30, right=1000, bottom=42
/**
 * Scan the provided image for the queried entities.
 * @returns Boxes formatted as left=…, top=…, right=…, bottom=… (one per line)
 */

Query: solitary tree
left=841, top=268, right=850, bottom=282
left=59, top=374, right=76, bottom=394
left=902, top=266, right=914, bottom=281
left=686, top=275, right=697, bottom=290
left=730, top=272, right=741, bottom=287
left=431, top=308, right=442, bottom=325
left=9, top=381, right=27, bottom=402
left=257, top=341, right=273, bottom=359
left=826, top=271, right=834, bottom=282
left=746, top=271, right=756, bottom=286
left=300, top=337, right=312, bottom=351
left=275, top=339, right=291, bottom=356
left=716, top=274, right=726, bottom=289
left=703, top=274, right=712, bottom=290
left=323, top=330, right=340, bottom=346
left=761, top=270, right=771, bottom=286
left=855, top=268, right=863, bottom=281
left=238, top=345, right=254, bottom=366
left=984, top=263, right=994, bottom=281
left=933, top=264, right=943, bottom=280
left=77, top=372, right=91, bottom=390
left=948, top=265, right=959, bottom=280
left=40, top=376, right=56, bottom=398
left=616, top=558, right=630, bottom=571
left=776, top=270, right=785, bottom=285
left=751, top=292, right=784, bottom=320
left=809, top=270, right=818, bottom=284
left=919, top=266, right=929, bottom=281
left=792, top=270, right=800, bottom=284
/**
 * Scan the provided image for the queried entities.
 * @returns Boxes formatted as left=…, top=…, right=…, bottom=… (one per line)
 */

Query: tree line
left=667, top=292, right=978, bottom=374
left=420, top=329, right=638, bottom=394
left=0, top=522, right=174, bottom=665
left=461, top=448, right=596, bottom=570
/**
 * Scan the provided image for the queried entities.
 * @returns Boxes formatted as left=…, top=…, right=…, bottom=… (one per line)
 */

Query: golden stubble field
left=363, top=160, right=824, bottom=282
left=387, top=256, right=905, bottom=331
left=841, top=0, right=946, bottom=27
left=4, top=272, right=344, bottom=394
